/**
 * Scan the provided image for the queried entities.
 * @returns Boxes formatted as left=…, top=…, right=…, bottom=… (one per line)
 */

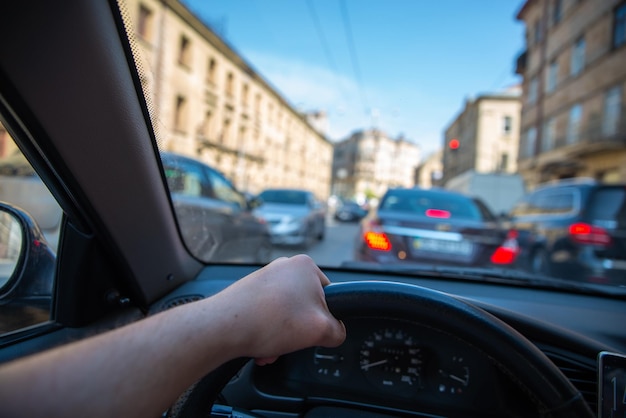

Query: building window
left=528, top=77, right=538, bottom=104
left=268, top=103, right=274, bottom=125
left=137, top=4, right=153, bottom=42
left=525, top=127, right=537, bottom=157
left=615, top=2, right=626, bottom=49
left=570, top=36, right=585, bottom=76
left=542, top=118, right=556, bottom=152
left=174, top=95, right=187, bottom=132
left=533, top=20, right=542, bottom=45
left=567, top=104, right=583, bottom=144
left=603, top=86, right=622, bottom=137
left=221, top=119, right=231, bottom=143
left=546, top=60, right=558, bottom=93
left=178, top=35, right=192, bottom=67
left=202, top=111, right=213, bottom=139
left=242, top=83, right=249, bottom=106
left=552, top=0, right=562, bottom=25
left=255, top=94, right=261, bottom=115
left=503, top=116, right=513, bottom=135
left=500, top=153, right=509, bottom=171
left=226, top=72, right=234, bottom=96
left=207, top=58, right=216, bottom=83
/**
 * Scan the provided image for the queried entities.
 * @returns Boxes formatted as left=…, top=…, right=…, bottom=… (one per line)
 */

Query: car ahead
left=334, top=201, right=368, bottom=222
left=160, top=152, right=271, bottom=263
left=507, top=178, right=626, bottom=286
left=355, top=188, right=513, bottom=267
left=253, top=189, right=326, bottom=247
left=0, top=2, right=624, bottom=418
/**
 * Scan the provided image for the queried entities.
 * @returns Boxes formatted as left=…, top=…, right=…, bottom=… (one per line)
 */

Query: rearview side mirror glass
left=0, top=209, right=23, bottom=289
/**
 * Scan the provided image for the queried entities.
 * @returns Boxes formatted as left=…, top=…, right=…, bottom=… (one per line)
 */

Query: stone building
left=332, top=129, right=421, bottom=202
left=515, top=0, right=626, bottom=187
left=441, top=89, right=522, bottom=185
left=122, top=0, right=333, bottom=197
left=415, top=149, right=443, bottom=189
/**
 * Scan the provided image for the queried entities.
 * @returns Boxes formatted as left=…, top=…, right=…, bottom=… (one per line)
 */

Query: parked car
left=507, top=178, right=626, bottom=286
left=334, top=201, right=368, bottom=222
left=161, top=152, right=271, bottom=263
left=355, top=187, right=512, bottom=267
left=254, top=188, right=326, bottom=247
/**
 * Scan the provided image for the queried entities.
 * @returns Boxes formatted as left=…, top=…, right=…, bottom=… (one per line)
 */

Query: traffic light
left=449, top=138, right=459, bottom=150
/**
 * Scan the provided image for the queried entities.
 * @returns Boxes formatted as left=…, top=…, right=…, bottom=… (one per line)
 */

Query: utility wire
left=339, top=0, right=370, bottom=115
left=306, top=0, right=340, bottom=75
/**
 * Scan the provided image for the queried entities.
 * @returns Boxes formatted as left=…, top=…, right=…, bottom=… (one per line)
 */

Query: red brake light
left=490, top=230, right=519, bottom=265
left=364, top=231, right=392, bottom=251
left=425, top=209, right=451, bottom=219
left=363, top=219, right=392, bottom=251
left=569, top=223, right=611, bottom=246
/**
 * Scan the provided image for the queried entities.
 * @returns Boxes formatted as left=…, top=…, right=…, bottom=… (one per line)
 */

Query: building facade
left=441, top=91, right=522, bottom=185
left=516, top=0, right=626, bottom=187
left=332, top=129, right=421, bottom=202
left=415, top=149, right=443, bottom=189
left=122, top=0, right=333, bottom=198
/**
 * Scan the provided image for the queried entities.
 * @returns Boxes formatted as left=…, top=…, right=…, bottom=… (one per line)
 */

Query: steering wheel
left=169, top=281, right=594, bottom=418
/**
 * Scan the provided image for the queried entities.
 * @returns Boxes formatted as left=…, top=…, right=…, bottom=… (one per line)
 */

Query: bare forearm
left=0, top=295, right=242, bottom=418
left=0, top=255, right=345, bottom=418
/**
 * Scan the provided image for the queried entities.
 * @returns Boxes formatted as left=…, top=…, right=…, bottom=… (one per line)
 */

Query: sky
left=181, top=0, right=525, bottom=157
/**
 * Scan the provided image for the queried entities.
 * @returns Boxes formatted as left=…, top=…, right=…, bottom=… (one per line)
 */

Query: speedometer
left=359, top=328, right=424, bottom=391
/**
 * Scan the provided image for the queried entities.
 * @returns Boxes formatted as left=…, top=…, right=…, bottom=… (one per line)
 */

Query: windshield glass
left=121, top=0, right=626, bottom=293
left=379, top=189, right=483, bottom=221
left=259, top=190, right=309, bottom=205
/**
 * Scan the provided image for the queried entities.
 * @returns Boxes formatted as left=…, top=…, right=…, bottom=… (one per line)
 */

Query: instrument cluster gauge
left=359, top=328, right=424, bottom=391
left=310, top=346, right=351, bottom=383
left=435, top=354, right=470, bottom=395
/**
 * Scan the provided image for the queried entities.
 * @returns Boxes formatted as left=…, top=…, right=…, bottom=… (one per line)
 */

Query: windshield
left=379, top=189, right=484, bottom=221
left=4, top=0, right=625, bottom=294
left=259, top=190, right=309, bottom=205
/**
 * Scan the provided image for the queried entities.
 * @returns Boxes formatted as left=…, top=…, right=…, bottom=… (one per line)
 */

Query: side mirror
left=0, top=208, right=23, bottom=289
left=246, top=196, right=263, bottom=210
left=0, top=202, right=55, bottom=333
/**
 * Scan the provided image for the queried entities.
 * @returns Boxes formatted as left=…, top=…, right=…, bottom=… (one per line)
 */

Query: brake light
left=490, top=230, right=519, bottom=265
left=568, top=223, right=611, bottom=246
left=364, top=231, right=392, bottom=251
left=425, top=209, right=451, bottom=219
left=363, top=219, right=392, bottom=251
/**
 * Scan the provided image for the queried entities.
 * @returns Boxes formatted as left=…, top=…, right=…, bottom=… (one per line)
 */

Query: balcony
left=515, top=50, right=527, bottom=75
left=196, top=135, right=265, bottom=164
left=518, top=118, right=626, bottom=176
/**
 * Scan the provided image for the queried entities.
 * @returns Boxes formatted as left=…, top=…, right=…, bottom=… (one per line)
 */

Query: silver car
left=254, top=189, right=326, bottom=247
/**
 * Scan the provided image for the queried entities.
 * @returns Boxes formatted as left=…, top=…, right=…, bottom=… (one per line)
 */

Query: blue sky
left=181, top=0, right=525, bottom=156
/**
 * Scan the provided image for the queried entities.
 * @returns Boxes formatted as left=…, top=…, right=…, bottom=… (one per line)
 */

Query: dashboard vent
left=162, top=295, right=203, bottom=310
left=544, top=351, right=597, bottom=414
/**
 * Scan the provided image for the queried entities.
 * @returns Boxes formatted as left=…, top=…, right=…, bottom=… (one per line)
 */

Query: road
left=270, top=217, right=360, bottom=267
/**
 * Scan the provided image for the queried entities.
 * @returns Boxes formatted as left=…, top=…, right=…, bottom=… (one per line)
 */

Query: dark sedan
left=354, top=188, right=513, bottom=267
left=334, top=201, right=368, bottom=222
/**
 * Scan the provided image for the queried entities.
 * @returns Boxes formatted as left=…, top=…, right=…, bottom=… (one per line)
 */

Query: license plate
left=412, top=237, right=473, bottom=255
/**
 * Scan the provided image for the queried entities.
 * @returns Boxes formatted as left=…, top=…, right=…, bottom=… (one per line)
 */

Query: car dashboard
left=152, top=265, right=626, bottom=417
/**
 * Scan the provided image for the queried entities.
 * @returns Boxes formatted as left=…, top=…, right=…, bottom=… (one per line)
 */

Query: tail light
left=568, top=222, right=611, bottom=246
left=363, top=219, right=392, bottom=251
left=425, top=209, right=451, bottom=219
left=491, top=230, right=519, bottom=265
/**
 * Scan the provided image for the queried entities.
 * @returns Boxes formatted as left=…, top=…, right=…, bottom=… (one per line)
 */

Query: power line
left=339, top=0, right=370, bottom=115
left=306, top=0, right=339, bottom=75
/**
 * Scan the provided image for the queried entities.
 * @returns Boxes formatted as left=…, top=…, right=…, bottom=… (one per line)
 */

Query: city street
left=270, top=217, right=360, bottom=267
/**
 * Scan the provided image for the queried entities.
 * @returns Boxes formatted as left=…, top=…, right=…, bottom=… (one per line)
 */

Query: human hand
left=213, top=254, right=346, bottom=365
